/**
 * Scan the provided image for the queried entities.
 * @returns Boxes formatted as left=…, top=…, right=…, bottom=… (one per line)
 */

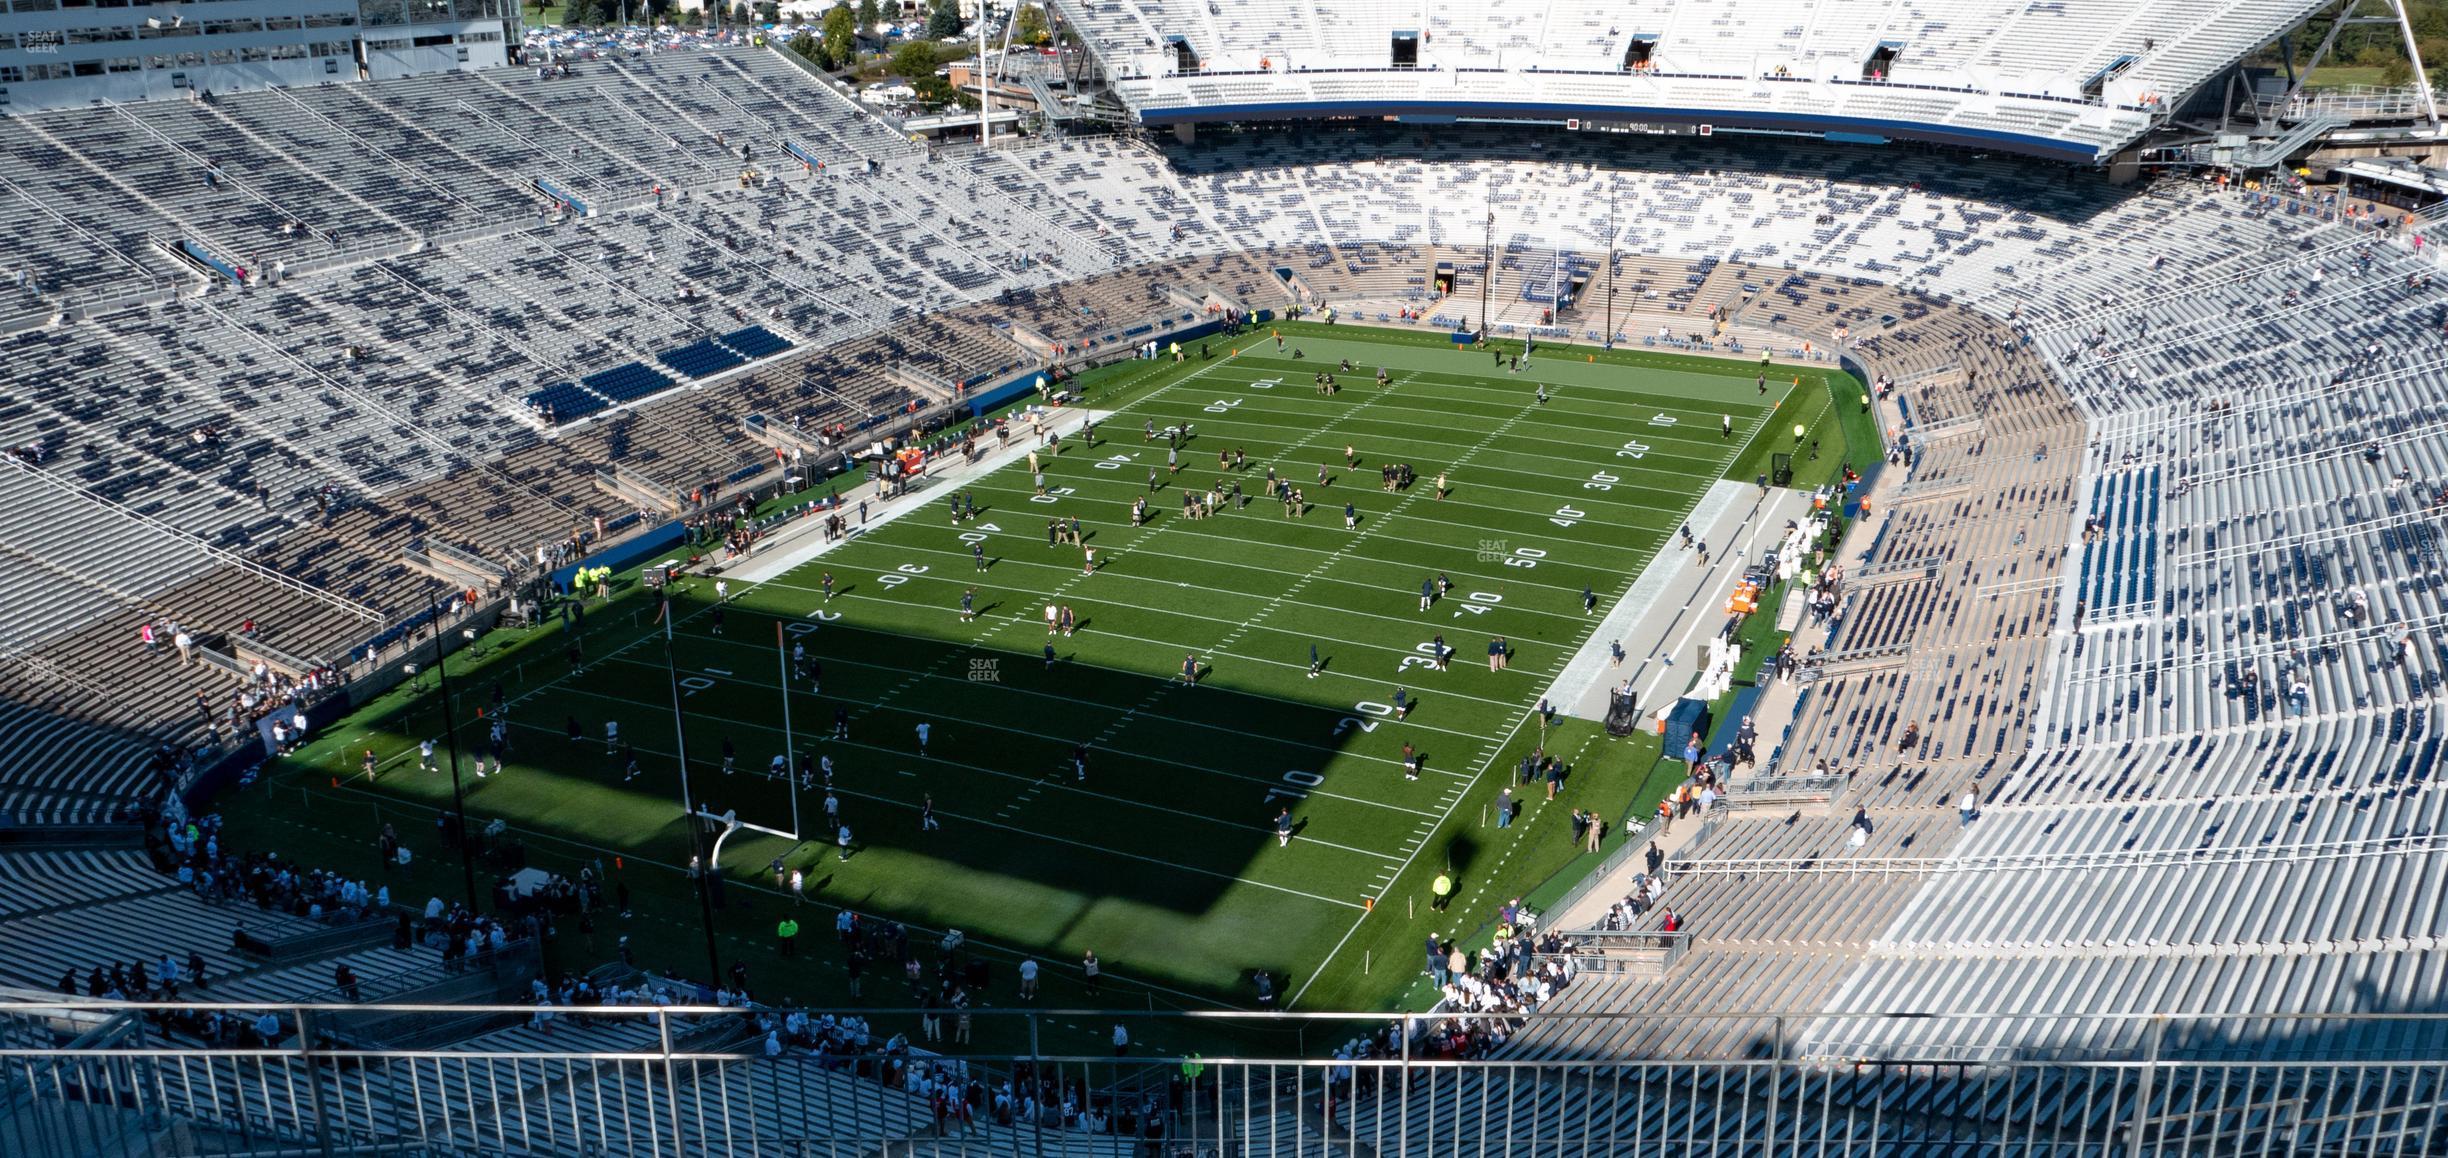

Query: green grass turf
left=240, top=322, right=1813, bottom=1026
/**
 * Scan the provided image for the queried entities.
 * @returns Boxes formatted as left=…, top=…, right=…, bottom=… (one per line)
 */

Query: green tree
left=2414, top=1, right=2448, bottom=41
left=755, top=0, right=778, bottom=21
left=823, top=1, right=857, bottom=68
left=912, top=73, right=977, bottom=110
left=789, top=30, right=830, bottom=68
left=2382, top=56, right=2414, bottom=87
left=1014, top=2, right=1048, bottom=45
left=888, top=40, right=941, bottom=78
left=730, top=2, right=750, bottom=22
left=856, top=0, right=880, bottom=29
left=925, top=0, right=962, bottom=39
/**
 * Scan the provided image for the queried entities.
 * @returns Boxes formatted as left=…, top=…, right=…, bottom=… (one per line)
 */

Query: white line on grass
left=557, top=652, right=1433, bottom=849
left=488, top=703, right=1374, bottom=908
left=648, top=626, right=1457, bottom=788
left=981, top=408, right=1700, bottom=530
left=1281, top=382, right=1597, bottom=1008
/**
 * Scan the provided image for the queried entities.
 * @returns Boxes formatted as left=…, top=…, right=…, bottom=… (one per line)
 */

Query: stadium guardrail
left=4, top=1002, right=2444, bottom=1156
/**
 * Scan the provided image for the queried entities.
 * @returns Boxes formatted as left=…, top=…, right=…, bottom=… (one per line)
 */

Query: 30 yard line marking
left=1281, top=383, right=1586, bottom=1008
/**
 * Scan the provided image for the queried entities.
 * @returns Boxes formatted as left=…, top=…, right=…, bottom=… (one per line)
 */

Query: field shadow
left=499, top=607, right=1435, bottom=927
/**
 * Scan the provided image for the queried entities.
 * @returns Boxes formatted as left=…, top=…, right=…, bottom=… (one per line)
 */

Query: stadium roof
left=1048, top=0, right=2333, bottom=162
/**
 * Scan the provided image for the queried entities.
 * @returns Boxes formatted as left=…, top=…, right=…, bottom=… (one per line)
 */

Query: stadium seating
left=3, top=27, right=2446, bottom=1148
left=1054, top=0, right=2330, bottom=161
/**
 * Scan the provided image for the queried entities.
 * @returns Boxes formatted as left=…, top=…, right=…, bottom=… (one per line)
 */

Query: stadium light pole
left=424, top=595, right=481, bottom=912
left=1479, top=189, right=1494, bottom=340
left=1604, top=180, right=1618, bottom=348
left=978, top=0, right=991, bottom=148
left=658, top=590, right=725, bottom=984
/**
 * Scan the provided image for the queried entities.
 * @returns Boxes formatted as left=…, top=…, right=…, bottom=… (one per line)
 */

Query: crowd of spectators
left=1411, top=898, right=1576, bottom=1059
left=159, top=813, right=390, bottom=930
left=1594, top=873, right=1672, bottom=933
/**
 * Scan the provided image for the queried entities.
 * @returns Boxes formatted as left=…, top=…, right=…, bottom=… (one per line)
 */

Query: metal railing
left=2, top=1003, right=2445, bottom=1156
left=1678, top=828, right=2448, bottom=876
left=0, top=456, right=385, bottom=626
left=1558, top=929, right=1692, bottom=975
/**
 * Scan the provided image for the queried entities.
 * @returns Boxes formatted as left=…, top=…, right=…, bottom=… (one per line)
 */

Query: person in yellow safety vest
left=1430, top=872, right=1453, bottom=912
left=1169, top=341, right=1182, bottom=362
left=776, top=917, right=799, bottom=958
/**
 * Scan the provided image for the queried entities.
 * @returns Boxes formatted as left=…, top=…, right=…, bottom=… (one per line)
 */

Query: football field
left=257, top=323, right=1830, bottom=1015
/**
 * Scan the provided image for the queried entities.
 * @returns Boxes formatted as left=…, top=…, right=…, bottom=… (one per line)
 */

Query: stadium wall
left=1136, top=99, right=2100, bottom=164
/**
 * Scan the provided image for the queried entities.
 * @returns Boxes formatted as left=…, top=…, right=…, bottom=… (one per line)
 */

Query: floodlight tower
left=1479, top=185, right=1495, bottom=339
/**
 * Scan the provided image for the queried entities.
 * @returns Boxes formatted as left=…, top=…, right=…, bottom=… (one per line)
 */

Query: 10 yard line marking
left=1282, top=392, right=1570, bottom=1007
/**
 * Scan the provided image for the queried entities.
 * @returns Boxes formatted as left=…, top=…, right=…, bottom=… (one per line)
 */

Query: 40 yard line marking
left=1281, top=385, right=1569, bottom=1007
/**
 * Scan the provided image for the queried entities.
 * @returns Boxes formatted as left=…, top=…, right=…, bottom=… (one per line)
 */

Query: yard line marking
left=485, top=707, right=1368, bottom=907
left=621, top=638, right=1450, bottom=809
left=535, top=684, right=1432, bottom=842
left=1284, top=382, right=1569, bottom=1009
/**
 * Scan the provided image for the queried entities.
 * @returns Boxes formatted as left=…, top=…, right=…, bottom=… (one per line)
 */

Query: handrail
left=0, top=456, right=383, bottom=625
left=609, top=86, right=721, bottom=182
left=458, top=94, right=604, bottom=207
left=270, top=84, right=497, bottom=228
left=107, top=104, right=341, bottom=258
left=1676, top=829, right=2448, bottom=876
left=422, top=539, right=513, bottom=586
left=231, top=632, right=330, bottom=676
left=0, top=168, right=172, bottom=305
left=1540, top=827, right=1650, bottom=930
left=288, top=938, right=539, bottom=1008
left=1556, top=929, right=1692, bottom=975
left=1725, top=773, right=1851, bottom=798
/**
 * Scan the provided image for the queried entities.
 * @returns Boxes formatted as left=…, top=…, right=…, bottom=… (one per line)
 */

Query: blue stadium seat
left=582, top=361, right=677, bottom=403
left=718, top=326, right=793, bottom=360
left=654, top=341, right=746, bottom=380
left=525, top=382, right=607, bottom=422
